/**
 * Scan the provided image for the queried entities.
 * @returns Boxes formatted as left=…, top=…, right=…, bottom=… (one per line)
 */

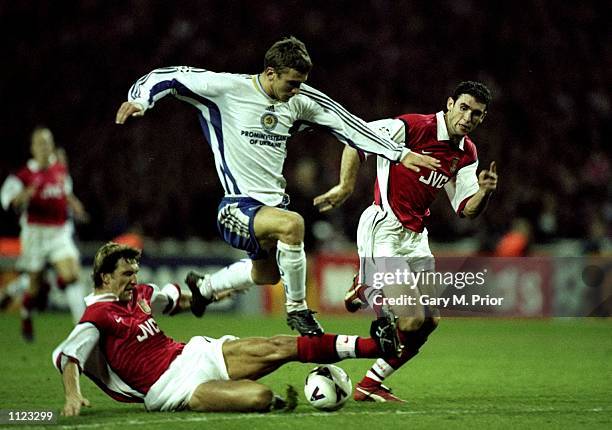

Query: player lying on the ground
left=53, top=242, right=400, bottom=415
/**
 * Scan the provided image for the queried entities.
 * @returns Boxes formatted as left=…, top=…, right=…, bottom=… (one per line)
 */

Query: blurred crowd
left=1, top=1, right=610, bottom=252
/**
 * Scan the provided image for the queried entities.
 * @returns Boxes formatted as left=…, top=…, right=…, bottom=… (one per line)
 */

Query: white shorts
left=18, top=222, right=79, bottom=272
left=144, top=335, right=238, bottom=412
left=356, top=204, right=434, bottom=286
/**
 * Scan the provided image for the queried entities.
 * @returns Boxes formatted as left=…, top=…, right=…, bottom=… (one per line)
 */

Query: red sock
left=356, top=338, right=380, bottom=358
left=22, top=292, right=35, bottom=312
left=297, top=334, right=338, bottom=363
left=383, top=330, right=423, bottom=369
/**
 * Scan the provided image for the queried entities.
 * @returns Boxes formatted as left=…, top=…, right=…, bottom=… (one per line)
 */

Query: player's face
left=105, top=258, right=139, bottom=301
left=445, top=94, right=487, bottom=137
left=269, top=68, right=308, bottom=102
left=30, top=129, right=55, bottom=165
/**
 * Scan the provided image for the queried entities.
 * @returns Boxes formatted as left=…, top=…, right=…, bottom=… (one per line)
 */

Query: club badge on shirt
left=137, top=298, right=151, bottom=315
left=260, top=111, right=278, bottom=131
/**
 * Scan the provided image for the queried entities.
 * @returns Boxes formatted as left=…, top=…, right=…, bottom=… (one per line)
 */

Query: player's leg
left=351, top=208, right=438, bottom=401
left=18, top=225, right=46, bottom=341
left=21, top=270, right=43, bottom=341
left=53, top=256, right=85, bottom=322
left=253, top=206, right=323, bottom=336
left=186, top=198, right=281, bottom=315
left=187, top=380, right=276, bottom=412
left=50, top=231, right=85, bottom=323
left=222, top=334, right=383, bottom=381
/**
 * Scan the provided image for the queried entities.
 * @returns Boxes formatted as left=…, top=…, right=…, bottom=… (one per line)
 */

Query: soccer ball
left=304, top=364, right=352, bottom=411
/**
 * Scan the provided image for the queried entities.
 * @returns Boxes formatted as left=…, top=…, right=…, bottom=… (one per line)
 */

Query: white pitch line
left=44, top=407, right=611, bottom=430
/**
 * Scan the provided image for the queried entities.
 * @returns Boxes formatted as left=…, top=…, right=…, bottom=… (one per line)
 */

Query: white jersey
left=128, top=67, right=407, bottom=206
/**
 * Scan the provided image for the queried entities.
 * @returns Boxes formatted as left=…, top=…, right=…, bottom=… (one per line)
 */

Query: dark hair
left=264, top=36, right=312, bottom=75
left=92, top=242, right=141, bottom=288
left=452, top=81, right=492, bottom=107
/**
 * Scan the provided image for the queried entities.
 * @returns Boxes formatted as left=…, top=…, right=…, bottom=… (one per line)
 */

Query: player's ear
left=101, top=272, right=112, bottom=286
left=479, top=110, right=487, bottom=123
left=446, top=97, right=454, bottom=111
left=263, top=67, right=276, bottom=80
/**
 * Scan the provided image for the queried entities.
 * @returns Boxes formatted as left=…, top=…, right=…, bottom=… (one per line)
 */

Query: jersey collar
left=436, top=111, right=465, bottom=150
left=252, top=75, right=276, bottom=102
left=27, top=154, right=57, bottom=172
left=85, top=292, right=119, bottom=306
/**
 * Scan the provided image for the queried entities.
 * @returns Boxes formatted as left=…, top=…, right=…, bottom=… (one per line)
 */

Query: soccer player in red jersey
left=53, top=242, right=396, bottom=415
left=1, top=127, right=88, bottom=341
left=315, top=81, right=498, bottom=402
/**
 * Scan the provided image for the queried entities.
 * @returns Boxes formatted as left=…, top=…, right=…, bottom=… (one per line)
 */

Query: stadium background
left=0, top=2, right=610, bottom=427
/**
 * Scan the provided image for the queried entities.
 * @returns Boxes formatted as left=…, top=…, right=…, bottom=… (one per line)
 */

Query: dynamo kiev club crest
left=260, top=111, right=279, bottom=131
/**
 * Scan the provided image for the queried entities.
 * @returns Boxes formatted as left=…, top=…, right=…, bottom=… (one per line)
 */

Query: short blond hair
left=92, top=242, right=141, bottom=288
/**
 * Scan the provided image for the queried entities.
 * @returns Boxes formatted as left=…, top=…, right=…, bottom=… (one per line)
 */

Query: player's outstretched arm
left=61, top=361, right=90, bottom=417
left=115, top=101, right=145, bottom=124
left=314, top=146, right=360, bottom=212
left=463, top=161, right=498, bottom=218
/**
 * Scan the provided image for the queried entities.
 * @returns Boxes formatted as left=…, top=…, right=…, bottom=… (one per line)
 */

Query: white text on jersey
left=136, top=317, right=160, bottom=342
left=418, top=171, right=450, bottom=189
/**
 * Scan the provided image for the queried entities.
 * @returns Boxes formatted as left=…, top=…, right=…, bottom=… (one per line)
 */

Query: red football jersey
left=79, top=284, right=185, bottom=394
left=371, top=112, right=480, bottom=232
left=14, top=159, right=71, bottom=225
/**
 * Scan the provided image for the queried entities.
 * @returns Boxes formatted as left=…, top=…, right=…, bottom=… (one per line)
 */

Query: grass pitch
left=0, top=312, right=610, bottom=429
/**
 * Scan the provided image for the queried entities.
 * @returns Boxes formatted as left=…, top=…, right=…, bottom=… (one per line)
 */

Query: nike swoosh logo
left=422, top=151, right=433, bottom=155
left=115, top=317, right=123, bottom=323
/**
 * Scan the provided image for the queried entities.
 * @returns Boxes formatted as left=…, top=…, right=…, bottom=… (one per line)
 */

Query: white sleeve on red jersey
left=149, top=283, right=181, bottom=315
left=64, top=175, right=74, bottom=195
left=52, top=322, right=100, bottom=373
left=1, top=174, right=23, bottom=211
left=444, top=160, right=480, bottom=215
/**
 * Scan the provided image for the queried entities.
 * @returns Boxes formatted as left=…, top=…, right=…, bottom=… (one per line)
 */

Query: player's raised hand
left=62, top=395, right=90, bottom=417
left=115, top=101, right=145, bottom=124
left=313, top=184, right=353, bottom=212
left=401, top=151, right=441, bottom=172
left=478, top=161, right=498, bottom=193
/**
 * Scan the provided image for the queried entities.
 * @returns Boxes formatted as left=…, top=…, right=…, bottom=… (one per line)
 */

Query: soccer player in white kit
left=54, top=242, right=396, bottom=415
left=315, top=81, right=498, bottom=401
left=1, top=127, right=88, bottom=341
left=115, top=36, right=440, bottom=336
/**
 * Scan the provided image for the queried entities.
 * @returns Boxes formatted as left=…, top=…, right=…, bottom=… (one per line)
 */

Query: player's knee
left=397, top=316, right=425, bottom=332
left=249, top=385, right=274, bottom=411
left=277, top=212, right=304, bottom=244
left=252, top=270, right=280, bottom=285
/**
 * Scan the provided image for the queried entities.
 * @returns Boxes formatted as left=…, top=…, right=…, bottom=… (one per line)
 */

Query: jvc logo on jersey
left=40, top=184, right=64, bottom=199
left=418, top=171, right=450, bottom=189
left=136, top=317, right=160, bottom=342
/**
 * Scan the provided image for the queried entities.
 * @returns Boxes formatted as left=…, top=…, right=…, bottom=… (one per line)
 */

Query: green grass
left=0, top=313, right=611, bottom=429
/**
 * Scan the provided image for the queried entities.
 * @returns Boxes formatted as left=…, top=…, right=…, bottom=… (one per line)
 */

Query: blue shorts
left=217, top=197, right=268, bottom=260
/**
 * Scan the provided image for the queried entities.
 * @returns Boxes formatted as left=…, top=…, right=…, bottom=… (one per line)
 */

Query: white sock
left=65, top=282, right=86, bottom=323
left=335, top=335, right=358, bottom=358
left=366, top=359, right=396, bottom=382
left=276, top=241, right=307, bottom=310
left=201, top=259, right=255, bottom=299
